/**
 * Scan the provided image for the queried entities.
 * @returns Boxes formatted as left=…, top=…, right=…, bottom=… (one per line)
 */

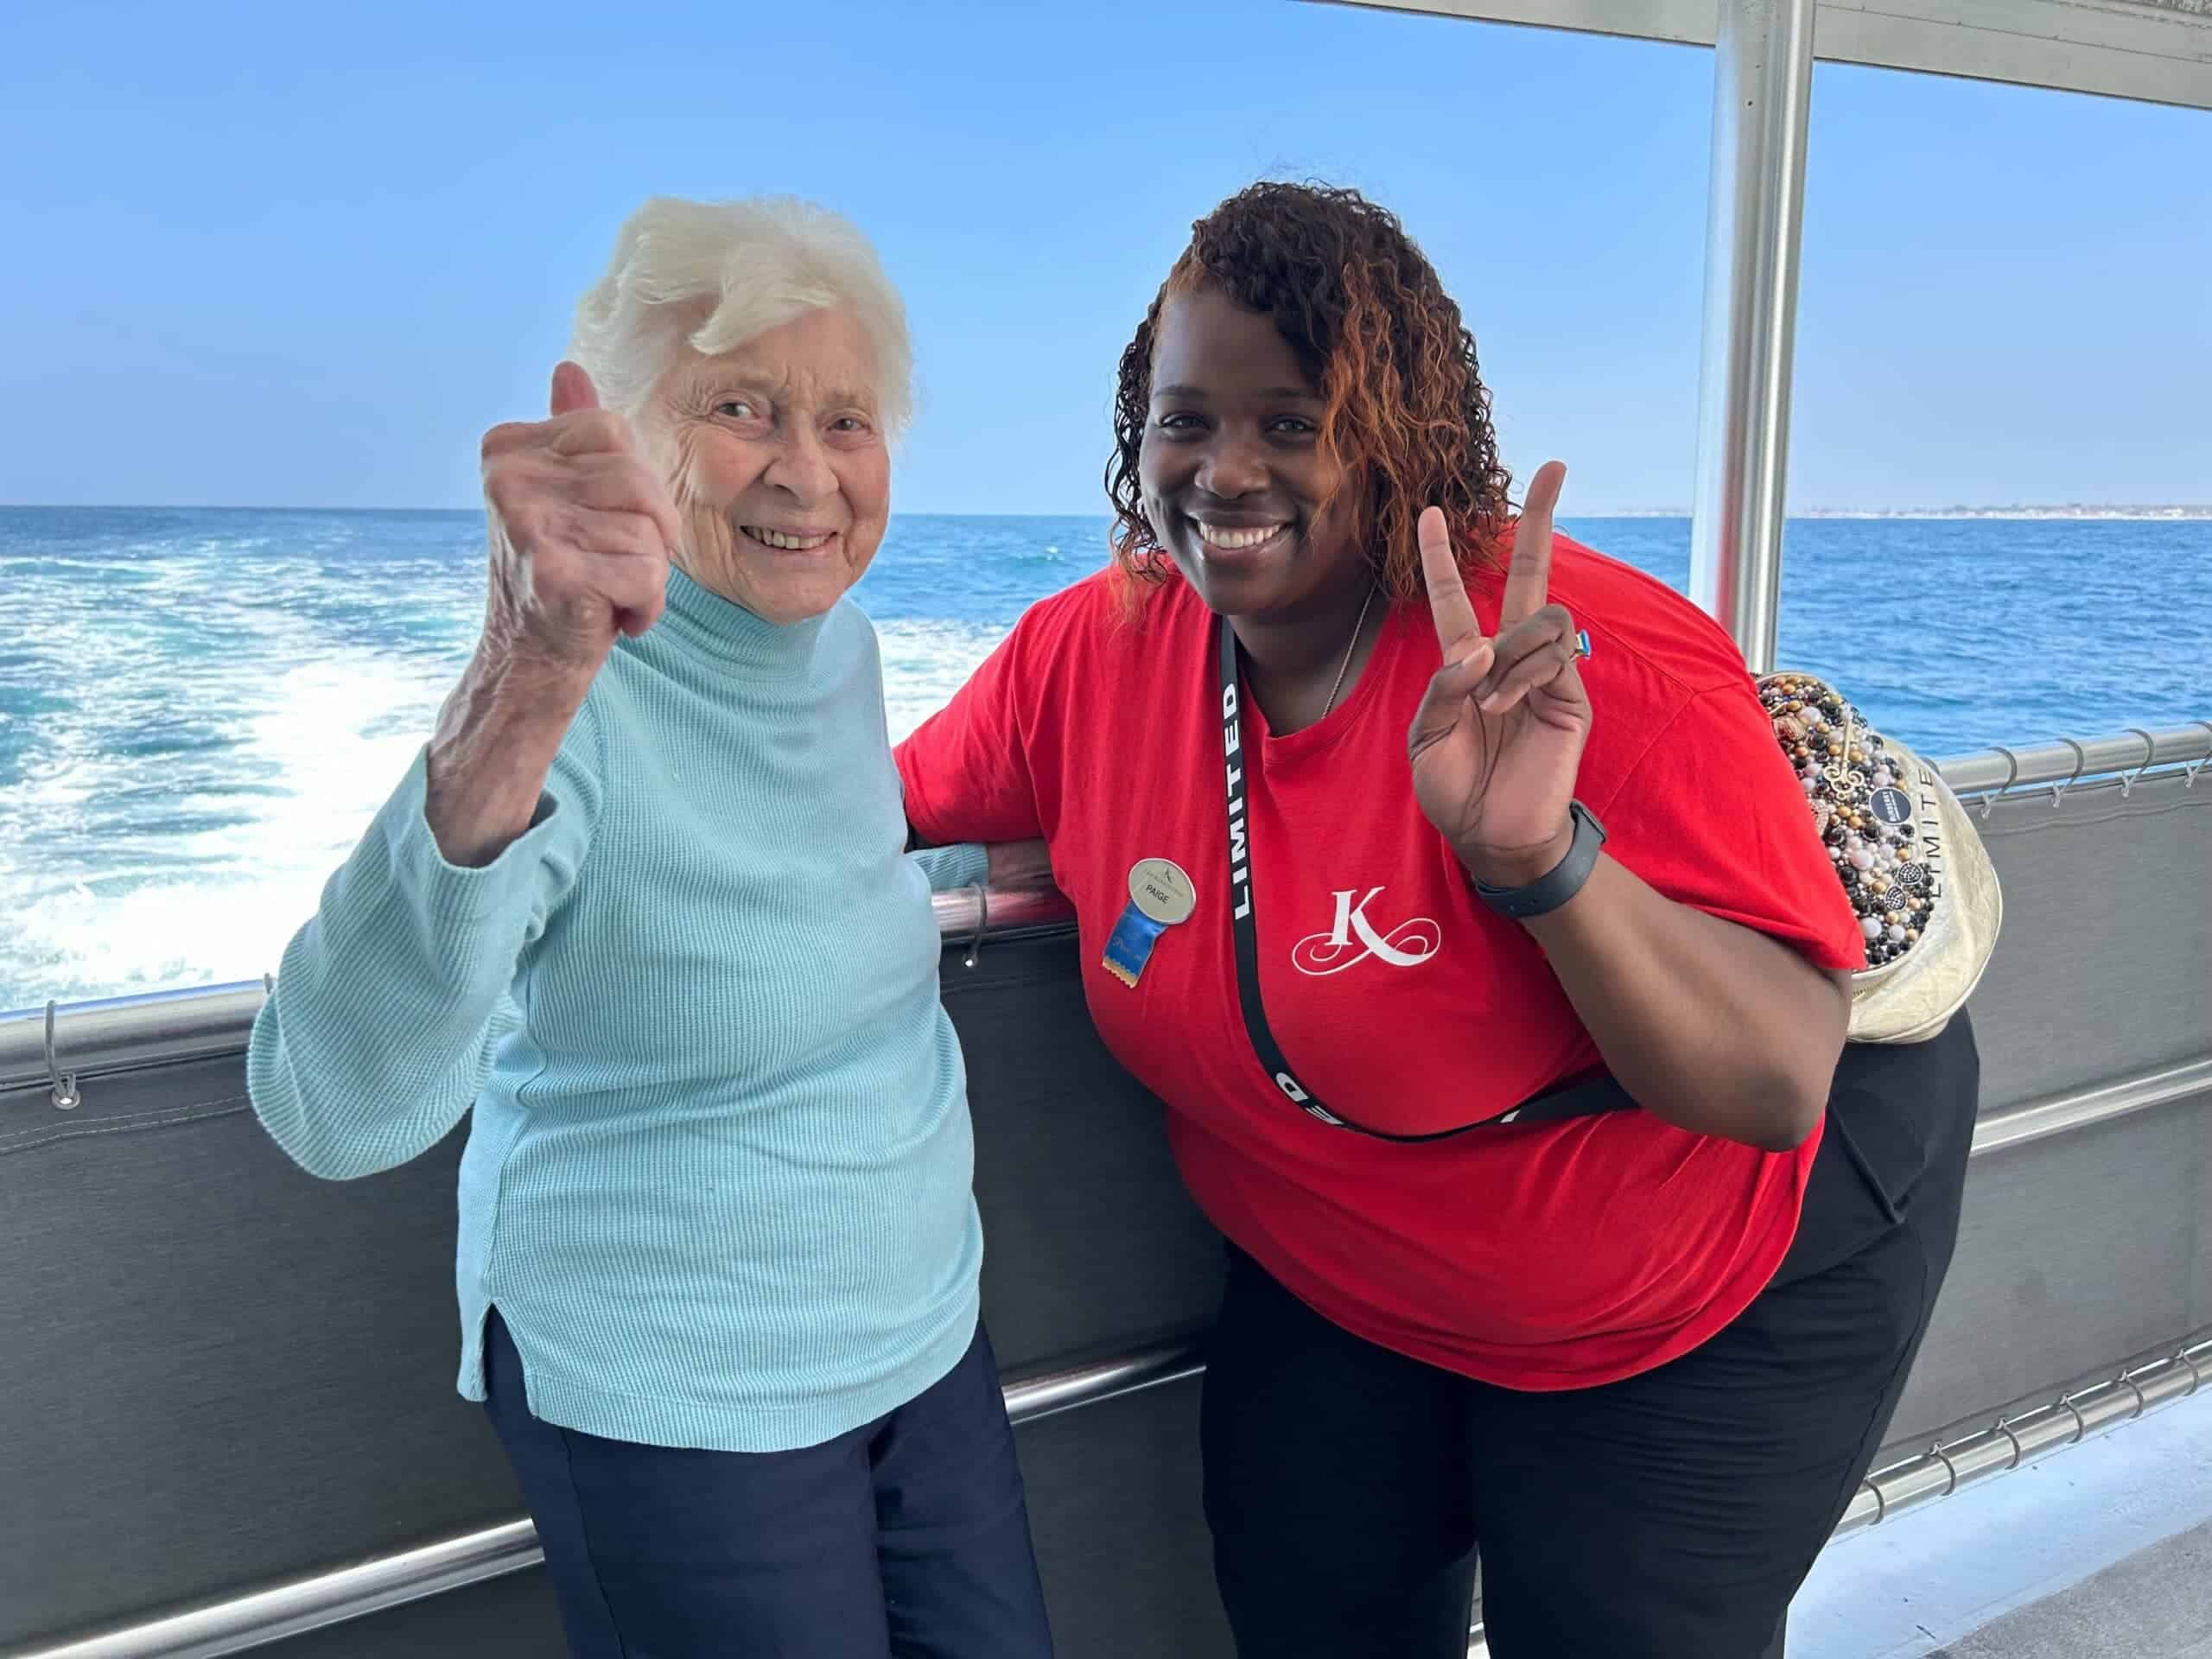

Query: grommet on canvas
left=1990, top=1415, right=2026, bottom=1471
left=2115, top=1366, right=2152, bottom=1420
left=2172, top=1348, right=2204, bottom=1399
left=1859, top=1477, right=1886, bottom=1528
left=1926, top=1439, right=1961, bottom=1497
left=1980, top=746, right=2021, bottom=818
left=44, top=1000, right=81, bottom=1113
left=2186, top=721, right=2212, bottom=788
left=2049, top=737, right=2086, bottom=807
left=2056, top=1391, right=2090, bottom=1444
left=2118, top=728, right=2158, bottom=797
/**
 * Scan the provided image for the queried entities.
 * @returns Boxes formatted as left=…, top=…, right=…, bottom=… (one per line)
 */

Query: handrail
left=1460, top=1333, right=2212, bottom=1659
left=0, top=882, right=1072, bottom=1098
left=9, top=1342, right=1205, bottom=1659
left=1829, top=1337, right=2212, bottom=1544
left=3, top=1048, right=2204, bottom=1655
left=4, top=979, right=2202, bottom=1658
left=0, top=721, right=2200, bottom=1100
left=1936, top=722, right=2212, bottom=798
left=1971, top=1056, right=2212, bottom=1160
left=3, top=719, right=2203, bottom=1100
left=16, top=1299, right=2207, bottom=1658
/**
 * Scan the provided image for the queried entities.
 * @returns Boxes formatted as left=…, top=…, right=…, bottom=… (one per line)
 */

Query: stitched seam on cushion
left=0, top=1095, right=250, bottom=1156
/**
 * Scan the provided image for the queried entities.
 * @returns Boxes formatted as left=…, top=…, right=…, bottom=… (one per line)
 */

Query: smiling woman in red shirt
left=897, top=181, right=1975, bottom=1659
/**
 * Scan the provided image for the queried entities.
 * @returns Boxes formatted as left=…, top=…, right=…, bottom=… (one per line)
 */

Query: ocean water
left=3, top=506, right=2206, bottom=1008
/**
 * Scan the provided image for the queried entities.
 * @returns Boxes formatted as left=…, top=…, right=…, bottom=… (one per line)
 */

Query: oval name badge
left=1129, top=857, right=1197, bottom=926
left=1104, top=858, right=1197, bottom=988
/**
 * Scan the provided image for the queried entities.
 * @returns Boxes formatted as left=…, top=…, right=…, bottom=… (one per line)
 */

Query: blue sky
left=2, top=0, right=2205, bottom=514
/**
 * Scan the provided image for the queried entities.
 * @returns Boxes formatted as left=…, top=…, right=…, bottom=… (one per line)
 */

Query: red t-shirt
left=896, top=536, right=1864, bottom=1389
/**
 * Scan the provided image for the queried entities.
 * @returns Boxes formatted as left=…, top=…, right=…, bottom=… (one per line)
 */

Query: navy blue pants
left=482, top=1310, right=1054, bottom=1659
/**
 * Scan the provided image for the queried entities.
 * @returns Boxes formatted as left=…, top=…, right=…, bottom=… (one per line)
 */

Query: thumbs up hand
left=478, top=361, right=683, bottom=680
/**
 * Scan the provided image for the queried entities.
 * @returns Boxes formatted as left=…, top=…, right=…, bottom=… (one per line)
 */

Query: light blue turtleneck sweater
left=248, top=567, right=989, bottom=1453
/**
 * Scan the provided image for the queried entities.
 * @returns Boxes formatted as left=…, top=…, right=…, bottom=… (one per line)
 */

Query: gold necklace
left=1320, top=585, right=1378, bottom=719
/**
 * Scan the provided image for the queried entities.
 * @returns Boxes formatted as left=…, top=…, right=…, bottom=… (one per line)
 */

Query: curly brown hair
left=1106, top=180, right=1515, bottom=599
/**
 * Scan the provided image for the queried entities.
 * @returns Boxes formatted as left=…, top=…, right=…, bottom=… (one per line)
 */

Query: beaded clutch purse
left=1758, top=671, right=2004, bottom=1044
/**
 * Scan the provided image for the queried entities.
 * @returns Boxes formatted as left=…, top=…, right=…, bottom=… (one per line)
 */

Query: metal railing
left=1935, top=722, right=2212, bottom=799
left=7, top=721, right=2205, bottom=1105
left=4, top=715, right=2209, bottom=1653
left=1459, top=1331, right=2212, bottom=1655
left=10, top=1343, right=1206, bottom=1659
left=0, top=881, right=1071, bottom=1103
left=17, top=1285, right=2209, bottom=1658
left=10, top=1039, right=2209, bottom=1657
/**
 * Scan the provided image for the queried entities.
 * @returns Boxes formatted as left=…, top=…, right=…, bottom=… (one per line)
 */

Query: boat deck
left=1796, top=1389, right=2212, bottom=1658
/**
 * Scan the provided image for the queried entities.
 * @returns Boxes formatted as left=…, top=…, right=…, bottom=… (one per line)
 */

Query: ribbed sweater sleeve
left=247, top=705, right=604, bottom=1180
left=908, top=842, right=988, bottom=895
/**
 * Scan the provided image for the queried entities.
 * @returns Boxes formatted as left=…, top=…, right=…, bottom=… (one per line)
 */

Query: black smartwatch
left=1470, top=801, right=1608, bottom=920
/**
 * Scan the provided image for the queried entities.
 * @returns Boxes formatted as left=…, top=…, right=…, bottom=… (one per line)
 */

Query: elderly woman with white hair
left=246, top=196, right=1054, bottom=1657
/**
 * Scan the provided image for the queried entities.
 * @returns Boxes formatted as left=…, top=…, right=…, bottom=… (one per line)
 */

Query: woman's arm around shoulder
left=896, top=575, right=1112, bottom=851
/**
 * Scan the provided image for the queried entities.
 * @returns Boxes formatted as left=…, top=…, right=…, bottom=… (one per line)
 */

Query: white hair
left=568, top=194, right=914, bottom=436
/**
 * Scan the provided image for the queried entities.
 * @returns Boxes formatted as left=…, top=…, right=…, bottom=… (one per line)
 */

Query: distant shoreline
left=1605, top=506, right=2212, bottom=521
left=7, top=503, right=2212, bottom=522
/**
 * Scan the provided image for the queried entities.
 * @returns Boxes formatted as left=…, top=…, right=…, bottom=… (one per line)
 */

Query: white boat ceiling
left=1316, top=0, right=2212, bottom=110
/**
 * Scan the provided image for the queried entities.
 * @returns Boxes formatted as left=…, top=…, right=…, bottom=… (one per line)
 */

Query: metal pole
left=1688, top=0, right=1817, bottom=673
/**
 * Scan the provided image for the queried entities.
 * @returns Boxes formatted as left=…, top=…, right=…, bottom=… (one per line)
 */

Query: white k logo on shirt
left=1292, top=887, right=1441, bottom=976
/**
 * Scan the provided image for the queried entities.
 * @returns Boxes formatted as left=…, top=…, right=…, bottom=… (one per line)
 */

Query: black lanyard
left=1215, top=615, right=1632, bottom=1140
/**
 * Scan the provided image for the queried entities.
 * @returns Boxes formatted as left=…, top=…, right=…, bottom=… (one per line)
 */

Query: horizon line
left=7, top=501, right=2212, bottom=519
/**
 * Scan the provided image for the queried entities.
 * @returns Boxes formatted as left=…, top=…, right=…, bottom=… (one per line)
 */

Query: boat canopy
left=1320, top=0, right=2212, bottom=111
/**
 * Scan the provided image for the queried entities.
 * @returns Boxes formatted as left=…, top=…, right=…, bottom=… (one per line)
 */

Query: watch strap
left=1471, top=800, right=1608, bottom=920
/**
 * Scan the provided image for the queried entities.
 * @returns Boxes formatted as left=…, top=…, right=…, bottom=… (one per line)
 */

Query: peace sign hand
left=1408, top=461, right=1594, bottom=888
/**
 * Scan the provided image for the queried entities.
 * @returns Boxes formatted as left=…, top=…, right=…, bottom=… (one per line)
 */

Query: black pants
left=483, top=1310, right=1054, bottom=1659
left=1202, top=1017, right=1977, bottom=1659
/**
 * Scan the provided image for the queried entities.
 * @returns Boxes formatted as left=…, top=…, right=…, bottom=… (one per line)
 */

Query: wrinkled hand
left=478, top=362, right=681, bottom=683
left=1408, top=461, right=1593, bottom=887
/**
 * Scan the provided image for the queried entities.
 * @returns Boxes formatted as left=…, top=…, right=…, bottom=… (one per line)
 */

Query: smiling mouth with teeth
left=1194, top=521, right=1291, bottom=552
left=741, top=525, right=837, bottom=552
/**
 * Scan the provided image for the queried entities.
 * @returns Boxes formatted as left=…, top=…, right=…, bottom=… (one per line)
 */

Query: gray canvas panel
left=0, top=1057, right=522, bottom=1647
left=1878, top=1090, right=2210, bottom=1455
left=251, top=1568, right=565, bottom=1659
left=1013, top=1374, right=1234, bottom=1659
left=2198, top=1100, right=2212, bottom=1334
left=4, top=768, right=2207, bottom=1650
left=948, top=931, right=1224, bottom=1373
left=0, top=934, right=1231, bottom=1649
left=1966, top=772, right=2210, bottom=1109
left=242, top=1376, right=1233, bottom=1659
